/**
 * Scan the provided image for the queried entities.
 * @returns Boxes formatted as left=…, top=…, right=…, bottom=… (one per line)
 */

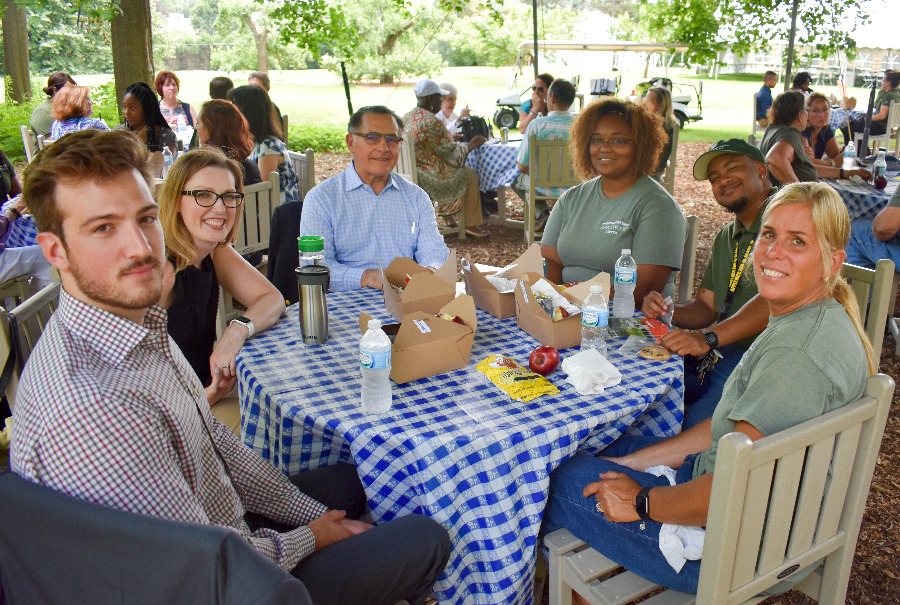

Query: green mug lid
left=298, top=235, right=324, bottom=252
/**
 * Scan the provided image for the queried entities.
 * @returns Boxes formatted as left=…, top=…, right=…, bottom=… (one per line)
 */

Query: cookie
left=638, top=345, right=671, bottom=361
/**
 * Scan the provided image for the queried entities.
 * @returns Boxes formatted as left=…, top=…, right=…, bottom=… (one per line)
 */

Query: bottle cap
left=368, top=319, right=382, bottom=330
left=621, top=248, right=631, bottom=255
left=590, top=285, right=603, bottom=294
left=298, top=235, right=325, bottom=252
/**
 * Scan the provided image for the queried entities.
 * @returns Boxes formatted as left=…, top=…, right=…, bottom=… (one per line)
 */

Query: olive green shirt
left=760, top=124, right=818, bottom=185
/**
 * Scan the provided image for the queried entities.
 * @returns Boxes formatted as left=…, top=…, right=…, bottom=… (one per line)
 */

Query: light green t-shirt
left=759, top=124, right=818, bottom=185
left=541, top=175, right=686, bottom=290
left=30, top=98, right=54, bottom=137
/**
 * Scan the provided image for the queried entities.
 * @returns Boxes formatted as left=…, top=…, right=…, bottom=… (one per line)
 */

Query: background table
left=466, top=141, right=521, bottom=192
left=830, top=107, right=864, bottom=132
left=237, top=289, right=683, bottom=605
left=1, top=198, right=38, bottom=248
left=823, top=172, right=899, bottom=219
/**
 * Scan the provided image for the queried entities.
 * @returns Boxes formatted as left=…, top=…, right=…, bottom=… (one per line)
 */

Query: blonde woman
left=543, top=182, right=874, bottom=598
left=643, top=86, right=679, bottom=181
left=157, top=147, right=283, bottom=418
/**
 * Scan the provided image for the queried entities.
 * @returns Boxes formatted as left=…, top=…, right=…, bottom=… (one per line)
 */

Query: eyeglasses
left=808, top=108, right=827, bottom=115
left=589, top=137, right=633, bottom=149
left=351, top=132, right=403, bottom=147
left=532, top=86, right=546, bottom=92
left=182, top=189, right=245, bottom=208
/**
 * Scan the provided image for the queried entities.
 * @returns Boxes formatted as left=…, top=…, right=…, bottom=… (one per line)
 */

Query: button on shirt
left=11, top=289, right=327, bottom=571
left=299, top=163, right=450, bottom=291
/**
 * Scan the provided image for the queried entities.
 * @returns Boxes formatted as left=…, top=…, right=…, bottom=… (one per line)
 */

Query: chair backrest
left=527, top=136, right=581, bottom=245
left=281, top=114, right=289, bottom=140
left=0, top=470, right=313, bottom=604
left=662, top=125, right=680, bottom=195
left=35, top=135, right=52, bottom=150
left=19, top=125, right=36, bottom=163
left=394, top=135, right=418, bottom=185
left=677, top=215, right=699, bottom=303
left=234, top=170, right=279, bottom=257
left=841, top=259, right=894, bottom=362
left=886, top=100, right=900, bottom=133
left=698, top=373, right=894, bottom=603
left=286, top=148, right=315, bottom=201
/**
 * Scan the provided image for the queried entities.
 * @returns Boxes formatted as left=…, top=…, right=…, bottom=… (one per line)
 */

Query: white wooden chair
left=216, top=171, right=280, bottom=336
left=525, top=136, right=581, bottom=245
left=661, top=126, right=680, bottom=196
left=749, top=93, right=766, bottom=146
left=545, top=372, right=895, bottom=605
left=841, top=259, right=894, bottom=362
left=286, top=148, right=315, bottom=201
left=20, top=126, right=36, bottom=163
left=853, top=100, right=900, bottom=154
left=677, top=215, right=699, bottom=303
left=36, top=135, right=52, bottom=151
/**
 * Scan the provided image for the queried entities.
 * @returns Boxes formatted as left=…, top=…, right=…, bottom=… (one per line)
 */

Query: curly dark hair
left=770, top=91, right=806, bottom=126
left=569, top=97, right=665, bottom=180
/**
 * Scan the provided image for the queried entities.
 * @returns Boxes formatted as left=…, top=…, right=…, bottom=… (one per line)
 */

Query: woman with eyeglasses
left=518, top=73, right=554, bottom=133
left=229, top=85, right=300, bottom=203
left=801, top=92, right=841, bottom=166
left=157, top=148, right=283, bottom=424
left=49, top=86, right=110, bottom=140
left=540, top=97, right=686, bottom=305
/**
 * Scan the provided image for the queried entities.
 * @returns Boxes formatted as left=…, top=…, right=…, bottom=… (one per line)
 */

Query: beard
left=68, top=255, right=163, bottom=312
left=720, top=195, right=750, bottom=215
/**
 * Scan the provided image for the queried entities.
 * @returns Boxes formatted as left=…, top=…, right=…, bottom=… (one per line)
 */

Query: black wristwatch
left=635, top=487, right=653, bottom=521
left=700, top=328, right=719, bottom=351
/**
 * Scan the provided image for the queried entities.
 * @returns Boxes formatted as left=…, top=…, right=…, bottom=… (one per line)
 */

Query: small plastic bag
left=476, top=354, right=559, bottom=402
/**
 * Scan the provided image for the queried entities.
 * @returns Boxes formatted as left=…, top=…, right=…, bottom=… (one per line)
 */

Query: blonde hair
left=158, top=147, right=244, bottom=273
left=762, top=183, right=877, bottom=374
left=646, top=87, right=679, bottom=130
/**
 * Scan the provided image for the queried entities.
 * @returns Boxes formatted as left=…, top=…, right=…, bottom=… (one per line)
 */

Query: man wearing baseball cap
left=402, top=78, right=489, bottom=238
left=642, top=139, right=774, bottom=427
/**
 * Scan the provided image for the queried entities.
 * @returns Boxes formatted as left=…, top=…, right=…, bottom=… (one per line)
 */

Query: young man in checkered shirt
left=11, top=129, right=449, bottom=605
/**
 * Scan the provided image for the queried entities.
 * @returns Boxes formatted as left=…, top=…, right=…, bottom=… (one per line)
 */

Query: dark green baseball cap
left=693, top=139, right=767, bottom=180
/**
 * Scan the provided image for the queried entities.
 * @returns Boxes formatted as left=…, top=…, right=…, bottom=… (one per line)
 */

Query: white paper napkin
left=643, top=465, right=705, bottom=572
left=530, top=278, right=581, bottom=317
left=560, top=348, right=622, bottom=394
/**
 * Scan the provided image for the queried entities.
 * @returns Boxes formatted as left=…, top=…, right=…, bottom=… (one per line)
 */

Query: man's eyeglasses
left=182, top=190, right=245, bottom=208
left=532, top=86, right=546, bottom=92
left=589, top=137, right=633, bottom=149
left=351, top=132, right=403, bottom=147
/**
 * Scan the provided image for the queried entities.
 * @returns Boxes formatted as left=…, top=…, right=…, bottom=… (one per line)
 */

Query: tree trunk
left=2, top=0, right=31, bottom=104
left=110, top=0, right=154, bottom=120
left=377, top=19, right=414, bottom=86
left=243, top=14, right=269, bottom=73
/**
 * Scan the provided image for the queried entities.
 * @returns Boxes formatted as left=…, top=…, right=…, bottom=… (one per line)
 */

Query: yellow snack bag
left=476, top=354, right=560, bottom=402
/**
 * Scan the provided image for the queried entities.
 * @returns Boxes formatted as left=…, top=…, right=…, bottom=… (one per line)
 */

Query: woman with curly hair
left=541, top=97, right=686, bottom=304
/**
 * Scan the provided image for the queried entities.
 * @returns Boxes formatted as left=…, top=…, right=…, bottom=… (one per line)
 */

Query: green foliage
left=0, top=90, right=35, bottom=164
left=89, top=79, right=121, bottom=125
left=288, top=125, right=347, bottom=153
left=26, top=2, right=113, bottom=75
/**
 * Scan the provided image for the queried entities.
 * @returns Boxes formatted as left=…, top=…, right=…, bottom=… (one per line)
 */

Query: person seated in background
left=541, top=97, right=686, bottom=304
left=518, top=73, right=554, bottom=133
left=542, top=182, right=875, bottom=599
left=511, top=78, right=577, bottom=233
left=643, top=85, right=679, bottom=182
left=12, top=129, right=451, bottom=605
left=845, top=185, right=900, bottom=270
left=436, top=82, right=470, bottom=139
left=761, top=92, right=869, bottom=185
left=49, top=86, right=110, bottom=139
left=403, top=79, right=489, bottom=238
left=117, top=81, right=177, bottom=155
left=755, top=70, right=777, bottom=127
left=790, top=71, right=813, bottom=96
left=802, top=92, right=842, bottom=166
left=196, top=99, right=262, bottom=186
left=300, top=106, right=450, bottom=291
left=248, top=71, right=283, bottom=123
left=209, top=75, right=234, bottom=100
left=157, top=147, right=283, bottom=428
left=155, top=69, right=197, bottom=130
left=847, top=70, right=900, bottom=147
left=643, top=140, right=772, bottom=428
left=229, top=85, right=300, bottom=203
left=30, top=72, right=76, bottom=137
left=0, top=150, right=52, bottom=286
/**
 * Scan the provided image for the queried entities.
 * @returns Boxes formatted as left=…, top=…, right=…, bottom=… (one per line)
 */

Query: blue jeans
left=683, top=344, right=745, bottom=430
left=845, top=218, right=900, bottom=269
left=543, top=452, right=701, bottom=593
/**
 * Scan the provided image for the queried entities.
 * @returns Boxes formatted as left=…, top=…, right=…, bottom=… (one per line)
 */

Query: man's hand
left=642, top=291, right=668, bottom=320
left=467, top=135, right=487, bottom=151
left=583, top=471, right=642, bottom=523
left=360, top=269, right=383, bottom=289
left=659, top=329, right=710, bottom=357
left=308, top=510, right=373, bottom=551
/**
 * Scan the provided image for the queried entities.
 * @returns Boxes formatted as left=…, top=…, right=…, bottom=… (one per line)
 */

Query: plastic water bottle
left=612, top=249, right=637, bottom=318
left=360, top=319, right=392, bottom=413
left=177, top=114, right=187, bottom=134
left=298, top=235, right=325, bottom=266
left=161, top=146, right=174, bottom=177
left=874, top=148, right=887, bottom=178
left=842, top=141, right=856, bottom=171
left=581, top=284, right=609, bottom=355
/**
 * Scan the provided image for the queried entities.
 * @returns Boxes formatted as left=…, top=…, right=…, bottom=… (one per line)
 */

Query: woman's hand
left=584, top=471, right=642, bottom=523
left=204, top=367, right=237, bottom=405
left=208, top=324, right=247, bottom=390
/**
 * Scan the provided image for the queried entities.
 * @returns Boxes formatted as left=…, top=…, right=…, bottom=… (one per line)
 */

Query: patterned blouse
left=250, top=136, right=300, bottom=203
left=401, top=106, right=467, bottom=204
left=159, top=101, right=194, bottom=130
left=50, top=117, right=110, bottom=139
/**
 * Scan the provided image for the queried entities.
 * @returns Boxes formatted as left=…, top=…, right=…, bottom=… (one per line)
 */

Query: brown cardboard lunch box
left=461, top=243, right=544, bottom=319
left=360, top=294, right=477, bottom=384
left=382, top=251, right=457, bottom=322
left=513, top=271, right=610, bottom=350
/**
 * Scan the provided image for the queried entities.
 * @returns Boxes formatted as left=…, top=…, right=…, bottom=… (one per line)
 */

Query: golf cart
left=493, top=40, right=699, bottom=130
left=631, top=76, right=703, bottom=128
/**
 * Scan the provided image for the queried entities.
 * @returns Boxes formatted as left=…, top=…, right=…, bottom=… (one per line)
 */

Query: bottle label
left=582, top=307, right=609, bottom=328
left=615, top=267, right=635, bottom=284
left=360, top=350, right=391, bottom=370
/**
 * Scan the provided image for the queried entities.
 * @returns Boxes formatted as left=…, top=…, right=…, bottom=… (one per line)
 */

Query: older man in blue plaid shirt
left=301, top=105, right=450, bottom=291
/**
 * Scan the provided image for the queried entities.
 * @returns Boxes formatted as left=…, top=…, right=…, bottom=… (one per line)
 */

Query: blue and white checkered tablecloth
left=823, top=172, right=899, bottom=220
left=466, top=142, right=522, bottom=192
left=830, top=107, right=864, bottom=131
left=237, top=288, right=683, bottom=605
left=1, top=198, right=38, bottom=249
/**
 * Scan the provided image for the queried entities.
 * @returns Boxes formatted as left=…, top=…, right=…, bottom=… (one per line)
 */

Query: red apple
left=874, top=174, right=888, bottom=190
left=529, top=345, right=560, bottom=375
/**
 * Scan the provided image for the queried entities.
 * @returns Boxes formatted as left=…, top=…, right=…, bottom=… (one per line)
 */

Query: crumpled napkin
left=644, top=464, right=705, bottom=572
left=530, top=277, right=581, bottom=317
left=560, top=348, right=622, bottom=394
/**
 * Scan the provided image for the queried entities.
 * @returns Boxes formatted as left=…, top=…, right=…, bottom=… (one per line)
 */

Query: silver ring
left=595, top=502, right=604, bottom=514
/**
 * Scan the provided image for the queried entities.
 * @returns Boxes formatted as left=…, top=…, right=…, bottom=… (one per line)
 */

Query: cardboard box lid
left=381, top=251, right=458, bottom=321
left=462, top=244, right=544, bottom=318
